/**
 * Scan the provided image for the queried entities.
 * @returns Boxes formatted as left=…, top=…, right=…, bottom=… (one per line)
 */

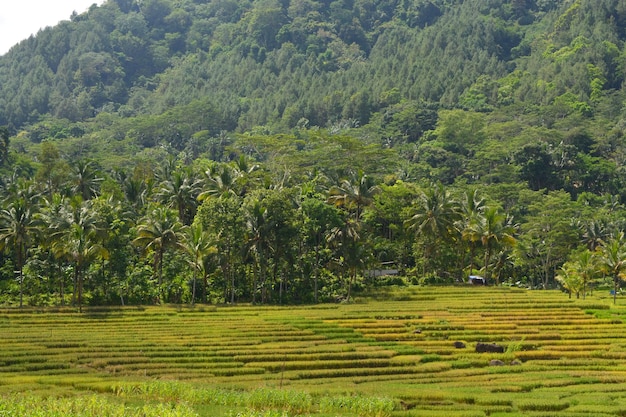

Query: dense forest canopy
left=1, top=0, right=626, bottom=307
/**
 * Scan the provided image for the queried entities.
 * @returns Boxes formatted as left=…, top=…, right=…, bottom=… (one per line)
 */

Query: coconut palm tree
left=459, top=190, right=486, bottom=278
left=574, top=249, right=598, bottom=299
left=181, top=223, right=216, bottom=304
left=598, top=232, right=626, bottom=304
left=133, top=206, right=185, bottom=303
left=44, top=196, right=107, bottom=312
left=580, top=219, right=608, bottom=252
left=556, top=262, right=583, bottom=298
left=115, top=169, right=150, bottom=217
left=198, top=164, right=239, bottom=200
left=479, top=206, right=517, bottom=285
left=156, top=168, right=200, bottom=225
left=327, top=215, right=363, bottom=301
left=328, top=170, right=380, bottom=222
left=405, top=182, right=459, bottom=276
left=71, top=160, right=103, bottom=201
left=0, top=199, right=37, bottom=307
left=244, top=198, right=271, bottom=303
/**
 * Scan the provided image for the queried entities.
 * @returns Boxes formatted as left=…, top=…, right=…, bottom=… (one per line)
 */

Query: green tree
left=362, top=180, right=419, bottom=275
left=555, top=261, right=583, bottom=298
left=328, top=170, right=380, bottom=222
left=265, top=188, right=299, bottom=303
left=598, top=232, right=626, bottom=304
left=244, top=196, right=271, bottom=303
left=199, top=163, right=240, bottom=200
left=89, top=195, right=133, bottom=306
left=300, top=194, right=343, bottom=302
left=181, top=222, right=216, bottom=304
left=45, top=196, right=107, bottom=311
left=327, top=214, right=365, bottom=301
left=156, top=168, right=200, bottom=225
left=196, top=195, right=245, bottom=303
left=35, top=142, right=70, bottom=198
left=458, top=189, right=486, bottom=278
left=243, top=187, right=299, bottom=303
left=405, top=182, right=459, bottom=278
left=133, top=205, right=185, bottom=303
left=71, top=159, right=103, bottom=201
left=0, top=199, right=37, bottom=307
left=479, top=206, right=517, bottom=285
left=569, top=248, right=598, bottom=299
left=516, top=190, right=580, bottom=289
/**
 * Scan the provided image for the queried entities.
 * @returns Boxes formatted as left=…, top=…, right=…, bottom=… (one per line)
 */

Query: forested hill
left=1, top=0, right=624, bottom=133
left=3, top=0, right=626, bottom=306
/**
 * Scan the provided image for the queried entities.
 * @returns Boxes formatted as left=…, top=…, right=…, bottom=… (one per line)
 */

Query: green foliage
left=0, top=0, right=622, bottom=134
left=2, top=0, right=626, bottom=306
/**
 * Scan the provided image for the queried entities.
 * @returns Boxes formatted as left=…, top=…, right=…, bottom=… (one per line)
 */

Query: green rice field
left=3, top=286, right=626, bottom=416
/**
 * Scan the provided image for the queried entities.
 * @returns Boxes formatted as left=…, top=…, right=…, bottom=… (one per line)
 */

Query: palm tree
left=71, top=160, right=103, bottom=201
left=327, top=215, right=364, bottom=301
left=156, top=169, right=200, bottom=225
left=301, top=196, right=343, bottom=303
left=479, top=206, right=517, bottom=285
left=328, top=170, right=380, bottom=222
left=133, top=206, right=185, bottom=303
left=580, top=219, right=607, bottom=252
left=575, top=249, right=597, bottom=299
left=556, top=262, right=583, bottom=298
left=405, top=182, right=459, bottom=276
left=199, top=157, right=260, bottom=201
left=198, top=164, right=239, bottom=200
left=598, top=232, right=626, bottom=304
left=38, top=194, right=68, bottom=304
left=44, top=197, right=107, bottom=312
left=181, top=223, right=216, bottom=305
left=459, top=190, right=486, bottom=278
left=115, top=169, right=149, bottom=216
left=0, top=199, right=37, bottom=307
left=1, top=174, right=40, bottom=207
left=244, top=198, right=271, bottom=303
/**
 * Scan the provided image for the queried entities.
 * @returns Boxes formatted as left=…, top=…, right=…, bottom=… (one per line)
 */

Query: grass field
left=2, top=286, right=626, bottom=416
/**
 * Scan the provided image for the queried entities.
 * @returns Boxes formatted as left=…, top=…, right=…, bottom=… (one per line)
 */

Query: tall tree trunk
left=230, top=268, right=235, bottom=304
left=203, top=271, right=208, bottom=304
left=191, top=254, right=198, bottom=305
left=59, top=261, right=65, bottom=306
left=346, top=268, right=355, bottom=301
left=484, top=249, right=492, bottom=285
left=72, top=265, right=78, bottom=306
left=18, top=268, right=23, bottom=308
left=101, top=259, right=107, bottom=301
left=157, top=247, right=164, bottom=303
left=314, top=243, right=321, bottom=303
left=75, top=262, right=83, bottom=313
left=468, top=243, right=476, bottom=276
left=252, top=258, right=258, bottom=304
left=17, top=244, right=24, bottom=308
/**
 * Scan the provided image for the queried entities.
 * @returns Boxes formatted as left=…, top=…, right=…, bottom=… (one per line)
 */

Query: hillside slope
left=1, top=0, right=623, bottom=133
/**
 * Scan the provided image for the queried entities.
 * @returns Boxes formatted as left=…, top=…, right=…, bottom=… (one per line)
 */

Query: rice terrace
left=4, top=287, right=626, bottom=416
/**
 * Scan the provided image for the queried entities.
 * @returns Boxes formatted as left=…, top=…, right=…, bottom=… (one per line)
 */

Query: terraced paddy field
left=4, top=286, right=626, bottom=416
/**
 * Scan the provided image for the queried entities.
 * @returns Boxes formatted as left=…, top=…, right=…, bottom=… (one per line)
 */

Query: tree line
left=2, top=0, right=626, bottom=307
left=1, top=137, right=626, bottom=308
